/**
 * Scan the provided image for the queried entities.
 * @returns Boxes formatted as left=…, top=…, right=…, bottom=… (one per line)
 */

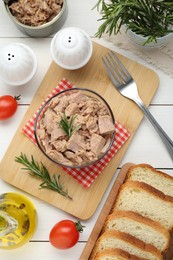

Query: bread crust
left=105, top=210, right=170, bottom=238
left=90, top=230, right=162, bottom=260
left=113, top=180, right=173, bottom=232
left=126, top=164, right=173, bottom=199
left=103, top=210, right=170, bottom=252
left=95, top=248, right=146, bottom=260
left=127, top=164, right=173, bottom=183
left=116, top=180, right=173, bottom=203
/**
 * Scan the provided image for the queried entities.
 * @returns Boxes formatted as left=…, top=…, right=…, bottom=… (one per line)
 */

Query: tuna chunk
left=98, top=115, right=115, bottom=135
left=90, top=133, right=106, bottom=156
left=67, top=133, right=85, bottom=152
left=44, top=108, right=56, bottom=127
left=50, top=126, right=66, bottom=142
left=73, top=114, right=88, bottom=129
left=53, top=96, right=69, bottom=113
left=86, top=117, right=98, bottom=133
left=52, top=139, right=67, bottom=152
left=68, top=91, right=87, bottom=104
left=49, top=96, right=60, bottom=108
left=65, top=151, right=83, bottom=165
left=78, top=149, right=96, bottom=163
left=52, top=3, right=62, bottom=13
left=48, top=150, right=73, bottom=166
left=65, top=103, right=79, bottom=118
left=42, top=136, right=52, bottom=154
left=37, top=128, right=46, bottom=140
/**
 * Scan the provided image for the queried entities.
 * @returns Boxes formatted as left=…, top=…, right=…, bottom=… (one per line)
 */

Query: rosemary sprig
left=59, top=113, right=81, bottom=139
left=94, top=0, right=173, bottom=44
left=15, top=153, right=72, bottom=200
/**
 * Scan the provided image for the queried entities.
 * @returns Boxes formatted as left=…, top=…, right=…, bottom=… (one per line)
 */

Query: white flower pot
left=126, top=29, right=173, bottom=48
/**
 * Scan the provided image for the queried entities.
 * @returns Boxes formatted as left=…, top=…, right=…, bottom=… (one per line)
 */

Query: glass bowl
left=34, top=88, right=115, bottom=168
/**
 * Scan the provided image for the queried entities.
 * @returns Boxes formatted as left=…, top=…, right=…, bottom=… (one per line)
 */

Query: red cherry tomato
left=0, top=95, right=20, bottom=120
left=49, top=220, right=85, bottom=249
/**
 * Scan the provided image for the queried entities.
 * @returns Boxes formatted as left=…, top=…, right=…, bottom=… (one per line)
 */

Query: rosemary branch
left=59, top=113, right=81, bottom=139
left=15, top=153, right=72, bottom=200
left=94, top=0, right=173, bottom=44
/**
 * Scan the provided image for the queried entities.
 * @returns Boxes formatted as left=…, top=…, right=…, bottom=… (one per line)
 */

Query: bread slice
left=103, top=210, right=170, bottom=253
left=113, top=180, right=173, bottom=230
left=90, top=230, right=162, bottom=260
left=126, top=164, right=173, bottom=197
left=95, top=248, right=146, bottom=260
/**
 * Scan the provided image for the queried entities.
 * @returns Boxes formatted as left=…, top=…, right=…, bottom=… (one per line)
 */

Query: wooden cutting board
left=80, top=163, right=173, bottom=260
left=0, top=42, right=159, bottom=220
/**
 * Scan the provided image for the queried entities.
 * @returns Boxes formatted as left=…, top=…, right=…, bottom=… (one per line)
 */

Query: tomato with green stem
left=49, top=220, right=85, bottom=249
left=0, top=95, right=20, bottom=120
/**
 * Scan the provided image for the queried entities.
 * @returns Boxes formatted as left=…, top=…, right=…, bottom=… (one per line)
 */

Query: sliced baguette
left=113, top=180, right=173, bottom=230
left=126, top=164, right=173, bottom=197
left=90, top=230, right=162, bottom=260
left=95, top=248, right=146, bottom=260
left=103, top=210, right=170, bottom=253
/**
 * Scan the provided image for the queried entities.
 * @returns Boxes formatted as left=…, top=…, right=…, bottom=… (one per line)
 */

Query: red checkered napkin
left=22, top=79, right=130, bottom=188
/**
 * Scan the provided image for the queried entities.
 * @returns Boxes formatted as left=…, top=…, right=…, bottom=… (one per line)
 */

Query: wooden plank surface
left=0, top=42, right=159, bottom=220
left=80, top=163, right=173, bottom=260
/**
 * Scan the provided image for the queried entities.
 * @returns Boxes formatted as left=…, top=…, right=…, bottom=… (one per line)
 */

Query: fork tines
left=102, top=51, right=132, bottom=87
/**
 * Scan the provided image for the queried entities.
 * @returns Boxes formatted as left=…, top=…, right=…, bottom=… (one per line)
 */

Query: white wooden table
left=0, top=1, right=173, bottom=259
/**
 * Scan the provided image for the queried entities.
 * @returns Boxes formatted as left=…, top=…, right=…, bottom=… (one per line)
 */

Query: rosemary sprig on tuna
left=59, top=113, right=81, bottom=138
left=15, top=153, right=72, bottom=200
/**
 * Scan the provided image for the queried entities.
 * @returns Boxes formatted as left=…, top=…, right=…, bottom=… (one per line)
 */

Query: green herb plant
left=59, top=113, right=81, bottom=139
left=15, top=153, right=72, bottom=200
left=94, top=0, right=173, bottom=45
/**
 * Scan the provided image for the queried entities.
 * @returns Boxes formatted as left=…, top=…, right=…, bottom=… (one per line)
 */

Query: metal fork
left=102, top=51, right=173, bottom=160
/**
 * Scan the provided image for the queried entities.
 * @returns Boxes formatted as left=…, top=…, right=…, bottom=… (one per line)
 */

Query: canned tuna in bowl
left=34, top=88, right=116, bottom=168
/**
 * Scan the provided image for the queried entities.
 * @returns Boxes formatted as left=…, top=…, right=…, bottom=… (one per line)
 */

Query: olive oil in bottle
left=0, top=192, right=37, bottom=249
